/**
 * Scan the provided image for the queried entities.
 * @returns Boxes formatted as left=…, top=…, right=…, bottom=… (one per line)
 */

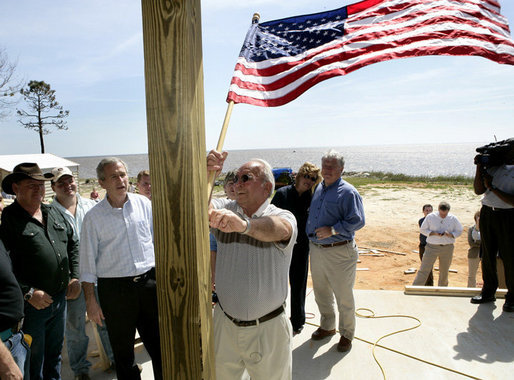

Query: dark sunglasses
left=303, top=174, right=318, bottom=182
left=233, top=174, right=254, bottom=184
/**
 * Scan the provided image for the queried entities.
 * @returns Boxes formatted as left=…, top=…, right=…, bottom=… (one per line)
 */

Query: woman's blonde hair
left=297, top=162, right=321, bottom=192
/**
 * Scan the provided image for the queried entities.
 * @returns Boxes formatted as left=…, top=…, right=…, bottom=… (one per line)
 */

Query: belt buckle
left=133, top=275, right=142, bottom=282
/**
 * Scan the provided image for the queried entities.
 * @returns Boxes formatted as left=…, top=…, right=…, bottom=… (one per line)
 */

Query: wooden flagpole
left=207, top=100, right=234, bottom=200
left=206, top=12, right=261, bottom=201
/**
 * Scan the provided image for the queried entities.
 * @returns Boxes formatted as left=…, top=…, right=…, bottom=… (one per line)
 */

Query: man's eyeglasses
left=303, top=174, right=318, bottom=182
left=233, top=174, right=254, bottom=184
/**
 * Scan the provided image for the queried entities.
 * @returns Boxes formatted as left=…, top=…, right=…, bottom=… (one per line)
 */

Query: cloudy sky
left=1, top=0, right=513, bottom=157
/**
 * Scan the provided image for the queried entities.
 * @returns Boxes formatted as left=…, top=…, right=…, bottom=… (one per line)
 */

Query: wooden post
left=141, top=1, right=214, bottom=379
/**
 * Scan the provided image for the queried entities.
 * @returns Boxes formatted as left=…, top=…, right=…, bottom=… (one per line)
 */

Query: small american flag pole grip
left=207, top=100, right=235, bottom=202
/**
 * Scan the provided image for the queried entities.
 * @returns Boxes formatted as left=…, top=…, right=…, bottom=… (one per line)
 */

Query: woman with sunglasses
left=271, top=162, right=321, bottom=336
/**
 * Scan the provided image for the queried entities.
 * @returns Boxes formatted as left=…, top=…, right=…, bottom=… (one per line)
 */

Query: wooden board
left=141, top=1, right=214, bottom=378
left=404, top=286, right=507, bottom=298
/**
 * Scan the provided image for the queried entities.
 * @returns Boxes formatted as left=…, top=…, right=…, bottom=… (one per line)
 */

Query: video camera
left=475, top=138, right=514, bottom=168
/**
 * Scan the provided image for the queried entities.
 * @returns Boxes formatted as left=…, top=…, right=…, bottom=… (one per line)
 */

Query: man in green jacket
left=1, top=163, right=80, bottom=380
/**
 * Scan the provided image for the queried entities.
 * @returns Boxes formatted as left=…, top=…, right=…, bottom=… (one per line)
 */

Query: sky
left=0, top=0, right=513, bottom=157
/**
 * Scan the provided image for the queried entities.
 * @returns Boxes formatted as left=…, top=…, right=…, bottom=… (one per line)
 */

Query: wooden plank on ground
left=404, top=286, right=507, bottom=298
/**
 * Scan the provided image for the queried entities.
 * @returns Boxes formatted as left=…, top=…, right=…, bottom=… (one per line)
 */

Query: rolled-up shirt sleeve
left=451, top=218, right=463, bottom=238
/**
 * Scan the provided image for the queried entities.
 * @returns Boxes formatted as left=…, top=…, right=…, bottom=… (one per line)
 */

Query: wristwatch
left=24, top=288, right=35, bottom=301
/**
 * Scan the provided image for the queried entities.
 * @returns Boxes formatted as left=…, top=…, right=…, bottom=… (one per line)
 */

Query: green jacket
left=0, top=201, right=79, bottom=296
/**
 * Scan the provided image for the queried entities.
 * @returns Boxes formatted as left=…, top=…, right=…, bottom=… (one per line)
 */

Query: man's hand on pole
left=207, top=150, right=228, bottom=177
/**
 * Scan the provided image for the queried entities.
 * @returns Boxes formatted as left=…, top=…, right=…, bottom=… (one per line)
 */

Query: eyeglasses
left=233, top=174, right=254, bottom=184
left=303, top=174, right=318, bottom=182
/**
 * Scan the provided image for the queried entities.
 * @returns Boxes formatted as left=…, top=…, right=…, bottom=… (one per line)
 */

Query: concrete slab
left=61, top=289, right=513, bottom=379
left=293, top=289, right=514, bottom=380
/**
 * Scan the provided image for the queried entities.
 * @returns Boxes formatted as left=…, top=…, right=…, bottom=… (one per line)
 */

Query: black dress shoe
left=503, top=300, right=514, bottom=312
left=293, top=326, right=303, bottom=336
left=336, top=336, right=352, bottom=352
left=311, top=328, right=336, bottom=341
left=470, top=294, right=496, bottom=304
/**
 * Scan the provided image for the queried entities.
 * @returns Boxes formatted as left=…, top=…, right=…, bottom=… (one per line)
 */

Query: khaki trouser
left=413, top=243, right=454, bottom=286
left=467, top=257, right=480, bottom=288
left=213, top=305, right=292, bottom=380
left=309, top=241, right=358, bottom=340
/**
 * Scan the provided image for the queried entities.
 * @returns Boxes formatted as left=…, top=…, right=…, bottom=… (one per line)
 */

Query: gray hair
left=322, top=149, right=345, bottom=169
left=250, top=158, right=275, bottom=197
left=96, top=157, right=128, bottom=181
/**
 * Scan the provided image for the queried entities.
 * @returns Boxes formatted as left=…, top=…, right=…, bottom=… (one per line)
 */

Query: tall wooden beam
left=141, top=1, right=214, bottom=378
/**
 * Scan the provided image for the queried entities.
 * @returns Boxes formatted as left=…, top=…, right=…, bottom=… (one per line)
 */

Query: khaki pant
left=213, top=305, right=292, bottom=380
left=413, top=243, right=454, bottom=286
left=467, top=257, right=481, bottom=288
left=309, top=241, right=358, bottom=340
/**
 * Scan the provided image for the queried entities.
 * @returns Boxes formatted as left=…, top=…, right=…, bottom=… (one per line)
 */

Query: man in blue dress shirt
left=306, top=149, right=365, bottom=353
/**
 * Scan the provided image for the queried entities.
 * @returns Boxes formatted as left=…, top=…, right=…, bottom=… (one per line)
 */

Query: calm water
left=67, top=142, right=483, bottom=179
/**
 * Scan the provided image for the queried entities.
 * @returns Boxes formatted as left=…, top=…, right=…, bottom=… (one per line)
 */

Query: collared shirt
left=211, top=198, right=297, bottom=320
left=79, top=193, right=155, bottom=282
left=271, top=184, right=311, bottom=247
left=306, top=178, right=365, bottom=244
left=0, top=201, right=79, bottom=295
left=0, top=240, right=24, bottom=331
left=420, top=211, right=463, bottom=245
left=51, top=194, right=97, bottom=240
left=482, top=165, right=514, bottom=209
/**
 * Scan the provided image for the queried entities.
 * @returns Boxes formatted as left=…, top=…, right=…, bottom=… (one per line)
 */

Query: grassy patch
left=344, top=171, right=473, bottom=189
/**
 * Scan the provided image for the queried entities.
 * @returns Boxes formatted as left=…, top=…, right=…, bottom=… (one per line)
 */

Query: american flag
left=226, top=0, right=514, bottom=107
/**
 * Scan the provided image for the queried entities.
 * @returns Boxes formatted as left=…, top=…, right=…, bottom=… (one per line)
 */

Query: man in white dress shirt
left=413, top=202, right=463, bottom=287
left=79, top=158, right=162, bottom=380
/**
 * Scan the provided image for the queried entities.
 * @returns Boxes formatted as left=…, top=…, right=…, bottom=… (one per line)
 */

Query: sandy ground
left=350, top=184, right=483, bottom=290
left=79, top=181, right=484, bottom=290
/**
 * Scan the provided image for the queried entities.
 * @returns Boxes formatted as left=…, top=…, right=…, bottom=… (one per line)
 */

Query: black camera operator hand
left=473, top=156, right=489, bottom=195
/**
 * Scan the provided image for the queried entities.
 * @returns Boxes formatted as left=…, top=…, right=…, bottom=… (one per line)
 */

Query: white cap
left=51, top=166, right=73, bottom=182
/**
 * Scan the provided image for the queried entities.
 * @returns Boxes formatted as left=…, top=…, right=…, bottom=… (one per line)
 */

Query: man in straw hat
left=0, top=163, right=80, bottom=380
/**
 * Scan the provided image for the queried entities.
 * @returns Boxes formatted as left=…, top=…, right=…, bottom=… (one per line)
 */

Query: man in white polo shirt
left=207, top=150, right=297, bottom=380
left=413, top=202, right=463, bottom=287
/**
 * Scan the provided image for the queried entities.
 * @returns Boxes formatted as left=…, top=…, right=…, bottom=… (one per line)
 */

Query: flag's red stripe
left=347, top=0, right=384, bottom=15
left=227, top=44, right=514, bottom=107
left=349, top=0, right=502, bottom=23
left=348, top=4, right=509, bottom=36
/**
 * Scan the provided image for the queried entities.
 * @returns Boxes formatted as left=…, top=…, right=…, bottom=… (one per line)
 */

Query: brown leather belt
left=222, top=305, right=284, bottom=327
left=314, top=240, right=352, bottom=248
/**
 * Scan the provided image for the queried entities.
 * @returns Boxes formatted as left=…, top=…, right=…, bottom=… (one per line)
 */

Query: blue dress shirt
left=306, top=178, right=365, bottom=244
